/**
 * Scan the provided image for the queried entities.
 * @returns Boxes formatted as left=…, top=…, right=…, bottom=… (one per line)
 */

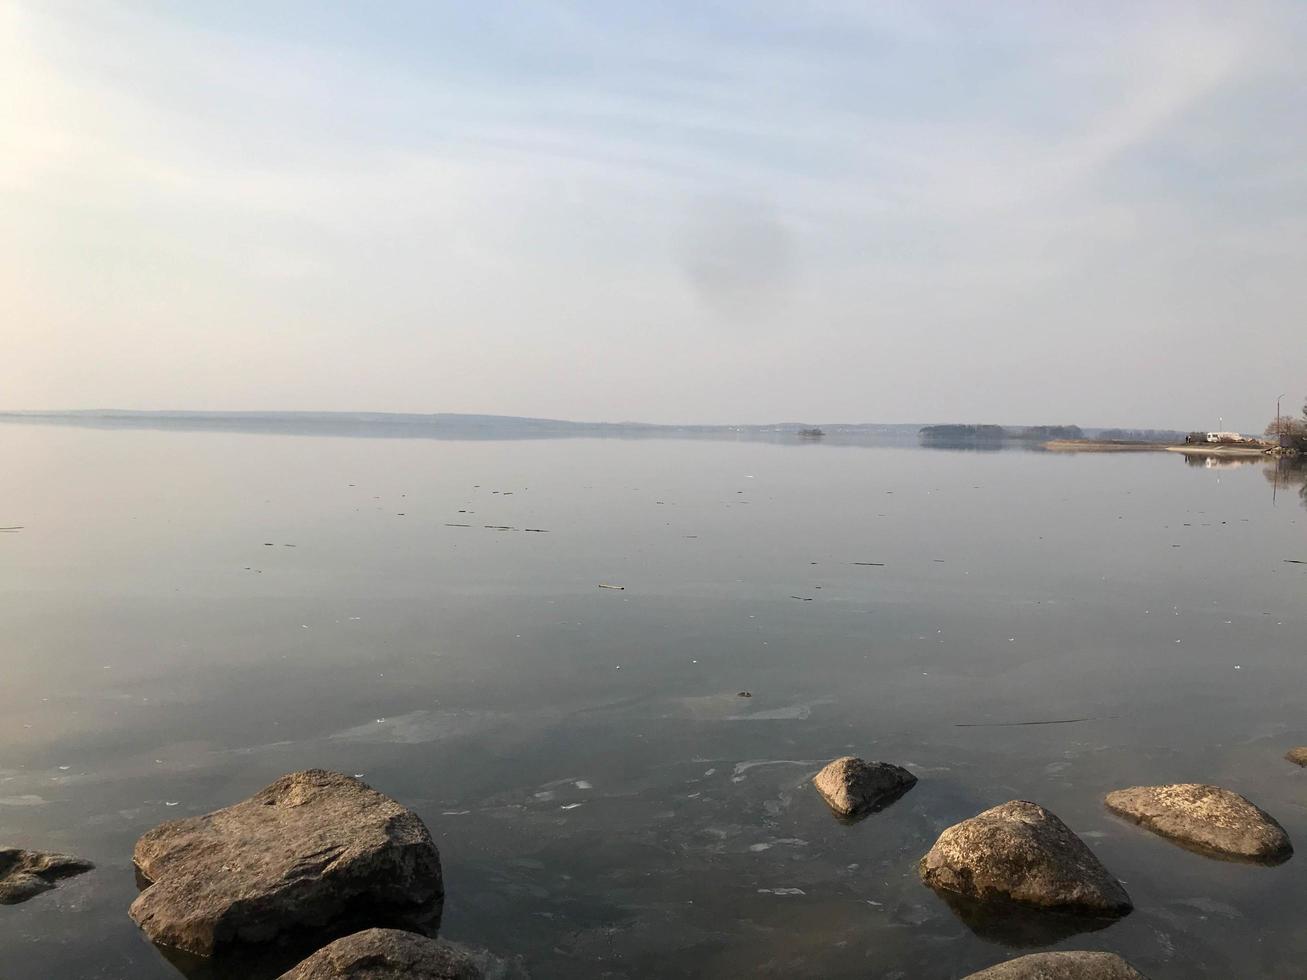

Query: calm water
left=2, top=422, right=1306, bottom=979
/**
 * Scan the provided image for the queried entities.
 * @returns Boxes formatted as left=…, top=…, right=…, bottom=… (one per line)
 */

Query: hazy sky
left=4, top=2, right=1305, bottom=429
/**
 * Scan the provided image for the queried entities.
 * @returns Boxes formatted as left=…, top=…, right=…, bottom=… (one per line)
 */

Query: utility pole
left=1277, top=393, right=1286, bottom=440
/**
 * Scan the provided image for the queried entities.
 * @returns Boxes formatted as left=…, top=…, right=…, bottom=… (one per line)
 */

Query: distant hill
left=0, top=410, right=924, bottom=443
left=0, top=410, right=1184, bottom=446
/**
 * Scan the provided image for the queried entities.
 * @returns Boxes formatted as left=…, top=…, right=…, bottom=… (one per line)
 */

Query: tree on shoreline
left=1264, top=395, right=1307, bottom=439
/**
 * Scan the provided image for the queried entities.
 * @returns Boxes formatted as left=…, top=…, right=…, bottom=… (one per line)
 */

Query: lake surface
left=2, top=421, right=1306, bottom=979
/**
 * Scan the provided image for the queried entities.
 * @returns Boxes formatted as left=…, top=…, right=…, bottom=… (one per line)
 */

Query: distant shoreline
left=0, top=409, right=921, bottom=437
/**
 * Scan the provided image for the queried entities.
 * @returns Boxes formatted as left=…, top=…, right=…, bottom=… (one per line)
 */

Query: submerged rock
left=919, top=801, right=1131, bottom=915
left=130, top=770, right=443, bottom=956
left=0, top=847, right=94, bottom=904
left=278, top=929, right=481, bottom=980
left=812, top=757, right=916, bottom=818
left=1104, top=783, right=1291, bottom=863
left=963, top=950, right=1148, bottom=979
left=1286, top=747, right=1307, bottom=767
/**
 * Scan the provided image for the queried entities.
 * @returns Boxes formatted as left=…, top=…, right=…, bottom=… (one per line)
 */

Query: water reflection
left=1177, top=452, right=1307, bottom=511
left=1180, top=453, right=1264, bottom=470
left=4, top=425, right=1307, bottom=978
left=1264, top=456, right=1307, bottom=509
left=929, top=889, right=1121, bottom=948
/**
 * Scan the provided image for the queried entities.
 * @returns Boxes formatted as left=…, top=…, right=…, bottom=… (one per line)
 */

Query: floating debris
left=443, top=523, right=471, bottom=527
left=790, top=595, right=813, bottom=601
left=737, top=691, right=753, bottom=698
left=851, top=562, right=886, bottom=566
left=955, top=717, right=1094, bottom=728
left=598, top=584, right=625, bottom=590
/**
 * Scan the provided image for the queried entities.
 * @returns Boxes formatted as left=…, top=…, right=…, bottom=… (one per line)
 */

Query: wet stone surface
left=811, top=756, right=917, bottom=819
left=130, top=770, right=443, bottom=956
left=277, top=929, right=481, bottom=980
left=0, top=848, right=94, bottom=904
left=1104, top=784, right=1292, bottom=863
left=962, top=950, right=1149, bottom=979
left=919, top=801, right=1132, bottom=916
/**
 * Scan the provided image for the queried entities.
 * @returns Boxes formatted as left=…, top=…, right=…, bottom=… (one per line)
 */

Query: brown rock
left=277, top=929, right=480, bottom=980
left=1286, top=747, right=1307, bottom=767
left=1104, top=783, right=1291, bottom=863
left=963, top=950, right=1149, bottom=979
left=130, top=770, right=443, bottom=956
left=0, top=848, right=93, bottom=904
left=812, top=757, right=916, bottom=818
left=919, top=801, right=1131, bottom=915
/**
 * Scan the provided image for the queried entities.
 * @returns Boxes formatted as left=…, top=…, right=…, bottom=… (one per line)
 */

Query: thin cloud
left=2, top=1, right=1303, bottom=426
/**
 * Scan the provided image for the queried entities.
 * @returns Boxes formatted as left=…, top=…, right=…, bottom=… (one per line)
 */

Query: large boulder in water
left=919, top=801, right=1131, bottom=915
left=0, top=847, right=93, bottom=904
left=277, top=929, right=480, bottom=980
left=963, top=950, right=1148, bottom=979
left=812, top=756, right=916, bottom=818
left=130, top=770, right=443, bottom=956
left=1286, top=747, right=1307, bottom=767
left=1104, top=783, right=1291, bottom=863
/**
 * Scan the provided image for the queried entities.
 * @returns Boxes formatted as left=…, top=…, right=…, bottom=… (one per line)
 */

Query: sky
left=3, top=1, right=1305, bottom=430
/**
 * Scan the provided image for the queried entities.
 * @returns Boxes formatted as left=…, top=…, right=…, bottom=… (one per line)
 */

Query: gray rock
left=278, top=929, right=480, bottom=980
left=1104, top=783, right=1291, bottom=863
left=963, top=950, right=1148, bottom=979
left=812, top=756, right=916, bottom=818
left=1286, top=747, right=1307, bottom=767
left=919, top=801, right=1131, bottom=915
left=130, top=770, right=443, bottom=956
left=0, top=847, right=94, bottom=904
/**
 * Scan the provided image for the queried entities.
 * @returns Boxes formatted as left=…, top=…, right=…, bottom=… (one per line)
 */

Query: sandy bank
left=1043, top=440, right=1175, bottom=453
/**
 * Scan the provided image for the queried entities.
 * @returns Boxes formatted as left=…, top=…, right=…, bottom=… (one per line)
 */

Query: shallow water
left=2, top=422, right=1305, bottom=978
